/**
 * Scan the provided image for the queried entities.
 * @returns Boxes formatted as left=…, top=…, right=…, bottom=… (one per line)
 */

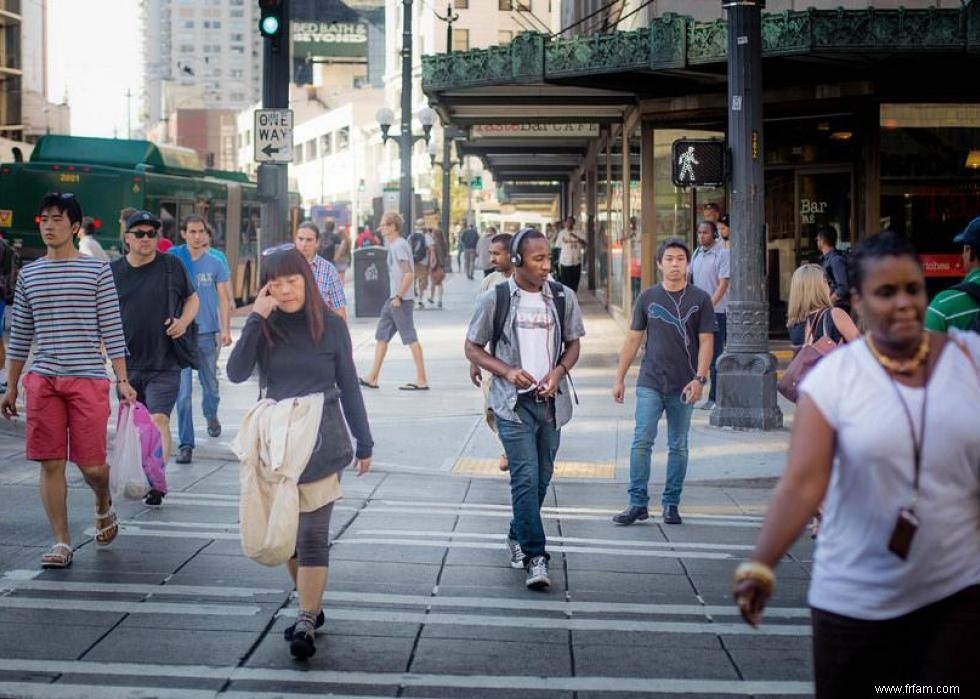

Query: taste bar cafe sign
left=471, top=124, right=600, bottom=139
left=293, top=21, right=368, bottom=59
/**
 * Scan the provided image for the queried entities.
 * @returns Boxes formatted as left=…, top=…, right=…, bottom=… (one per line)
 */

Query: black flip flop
left=398, top=383, right=430, bottom=391
left=358, top=377, right=379, bottom=389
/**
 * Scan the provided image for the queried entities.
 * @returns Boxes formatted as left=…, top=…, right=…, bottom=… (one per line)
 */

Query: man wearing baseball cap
left=110, top=210, right=199, bottom=506
left=925, top=216, right=980, bottom=332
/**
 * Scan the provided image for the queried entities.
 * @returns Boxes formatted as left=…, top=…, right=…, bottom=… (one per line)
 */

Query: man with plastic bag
left=1, top=192, right=137, bottom=569
left=111, top=210, right=199, bottom=506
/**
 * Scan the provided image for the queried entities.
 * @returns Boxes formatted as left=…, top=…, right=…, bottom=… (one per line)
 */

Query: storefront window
left=879, top=104, right=980, bottom=295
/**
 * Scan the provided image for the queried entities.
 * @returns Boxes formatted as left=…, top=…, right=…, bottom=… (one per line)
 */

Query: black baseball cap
left=126, top=210, right=161, bottom=231
left=953, top=216, right=980, bottom=247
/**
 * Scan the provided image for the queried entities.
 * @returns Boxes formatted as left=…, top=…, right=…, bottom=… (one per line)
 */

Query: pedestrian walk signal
left=672, top=139, right=726, bottom=188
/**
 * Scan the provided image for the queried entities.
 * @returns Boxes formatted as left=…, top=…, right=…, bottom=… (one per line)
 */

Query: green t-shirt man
left=925, top=219, right=980, bottom=332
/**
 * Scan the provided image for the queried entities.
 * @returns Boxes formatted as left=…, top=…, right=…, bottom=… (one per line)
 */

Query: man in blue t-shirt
left=169, top=215, right=231, bottom=464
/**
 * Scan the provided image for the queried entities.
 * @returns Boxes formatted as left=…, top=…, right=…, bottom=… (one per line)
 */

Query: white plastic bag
left=109, top=403, right=147, bottom=501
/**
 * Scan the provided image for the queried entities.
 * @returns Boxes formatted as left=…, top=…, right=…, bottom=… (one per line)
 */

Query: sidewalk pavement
left=0, top=269, right=796, bottom=486
left=0, top=271, right=816, bottom=697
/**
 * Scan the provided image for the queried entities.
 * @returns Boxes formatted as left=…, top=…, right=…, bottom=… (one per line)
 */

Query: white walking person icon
left=677, top=146, right=699, bottom=183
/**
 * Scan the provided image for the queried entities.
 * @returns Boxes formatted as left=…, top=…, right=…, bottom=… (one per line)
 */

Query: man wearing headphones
left=690, top=220, right=730, bottom=410
left=464, top=229, right=586, bottom=590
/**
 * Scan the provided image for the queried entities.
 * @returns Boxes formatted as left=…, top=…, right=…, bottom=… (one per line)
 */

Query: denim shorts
left=129, top=369, right=181, bottom=416
left=375, top=299, right=418, bottom=345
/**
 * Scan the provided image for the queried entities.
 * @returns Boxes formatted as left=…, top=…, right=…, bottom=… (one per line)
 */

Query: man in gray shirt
left=690, top=221, right=730, bottom=410
left=465, top=229, right=585, bottom=590
left=360, top=212, right=429, bottom=391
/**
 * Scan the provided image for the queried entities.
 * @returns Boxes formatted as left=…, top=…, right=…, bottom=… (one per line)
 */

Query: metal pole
left=399, top=0, right=414, bottom=232
left=711, top=0, right=782, bottom=430
left=259, top=0, right=291, bottom=249
left=441, top=137, right=451, bottom=262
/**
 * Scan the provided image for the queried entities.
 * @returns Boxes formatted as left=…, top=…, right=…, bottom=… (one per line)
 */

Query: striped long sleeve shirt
left=8, top=256, right=128, bottom=378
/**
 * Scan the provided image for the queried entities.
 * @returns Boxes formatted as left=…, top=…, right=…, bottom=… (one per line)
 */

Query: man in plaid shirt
left=294, top=221, right=348, bottom=321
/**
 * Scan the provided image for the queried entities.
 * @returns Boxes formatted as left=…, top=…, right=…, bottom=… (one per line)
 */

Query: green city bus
left=0, top=135, right=300, bottom=304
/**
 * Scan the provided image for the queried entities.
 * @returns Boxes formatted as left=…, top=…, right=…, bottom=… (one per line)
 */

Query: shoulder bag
left=166, top=258, right=199, bottom=370
left=777, top=308, right=839, bottom=403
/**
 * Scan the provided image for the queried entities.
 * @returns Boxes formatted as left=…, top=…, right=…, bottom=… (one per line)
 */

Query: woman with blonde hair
left=786, top=263, right=859, bottom=346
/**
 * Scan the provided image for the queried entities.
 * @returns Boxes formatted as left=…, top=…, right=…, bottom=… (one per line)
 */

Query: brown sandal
left=95, top=506, right=118, bottom=546
left=41, top=543, right=73, bottom=569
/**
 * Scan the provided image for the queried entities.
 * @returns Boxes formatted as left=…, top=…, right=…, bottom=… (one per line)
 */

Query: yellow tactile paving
left=453, top=458, right=615, bottom=479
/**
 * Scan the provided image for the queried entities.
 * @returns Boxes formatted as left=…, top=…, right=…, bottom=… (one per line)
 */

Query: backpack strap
left=952, top=281, right=980, bottom=305
left=490, top=281, right=511, bottom=356
left=547, top=279, right=566, bottom=348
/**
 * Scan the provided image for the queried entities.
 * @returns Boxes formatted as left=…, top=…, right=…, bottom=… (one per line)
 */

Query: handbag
left=166, top=259, right=199, bottom=369
left=777, top=308, right=840, bottom=403
left=109, top=403, right=148, bottom=501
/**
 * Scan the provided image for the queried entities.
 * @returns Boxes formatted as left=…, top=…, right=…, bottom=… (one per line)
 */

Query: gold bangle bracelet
left=734, top=561, right=775, bottom=591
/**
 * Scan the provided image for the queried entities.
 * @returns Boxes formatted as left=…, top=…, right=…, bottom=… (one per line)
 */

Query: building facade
left=141, top=0, right=262, bottom=129
left=424, top=0, right=980, bottom=328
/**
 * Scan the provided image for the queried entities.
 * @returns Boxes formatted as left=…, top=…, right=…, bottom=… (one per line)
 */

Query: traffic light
left=258, top=0, right=284, bottom=39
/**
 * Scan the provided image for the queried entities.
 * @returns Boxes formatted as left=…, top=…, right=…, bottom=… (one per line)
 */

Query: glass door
left=796, top=170, right=853, bottom=263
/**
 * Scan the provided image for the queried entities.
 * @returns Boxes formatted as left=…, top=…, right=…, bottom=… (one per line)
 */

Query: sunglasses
left=45, top=192, right=76, bottom=200
left=130, top=228, right=158, bottom=239
left=262, top=242, right=296, bottom=256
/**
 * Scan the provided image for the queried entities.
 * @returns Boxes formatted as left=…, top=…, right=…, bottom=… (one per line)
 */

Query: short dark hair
left=656, top=237, right=691, bottom=263
left=297, top=220, right=321, bottom=240
left=259, top=248, right=329, bottom=347
left=849, top=230, right=921, bottom=293
left=38, top=192, right=83, bottom=226
left=699, top=220, right=718, bottom=236
left=515, top=228, right=546, bottom=255
left=491, top=233, right=513, bottom=248
left=181, top=214, right=207, bottom=232
left=81, top=216, right=97, bottom=236
left=817, top=226, right=838, bottom=248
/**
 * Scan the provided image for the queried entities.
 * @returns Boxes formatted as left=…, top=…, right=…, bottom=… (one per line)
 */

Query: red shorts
left=25, top=373, right=111, bottom=467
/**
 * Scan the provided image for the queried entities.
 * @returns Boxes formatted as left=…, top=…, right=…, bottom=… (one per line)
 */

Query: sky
left=47, top=0, right=143, bottom=138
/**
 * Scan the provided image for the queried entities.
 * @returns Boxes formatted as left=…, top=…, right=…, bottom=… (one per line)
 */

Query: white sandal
left=95, top=506, right=118, bottom=546
left=41, top=543, right=73, bottom=569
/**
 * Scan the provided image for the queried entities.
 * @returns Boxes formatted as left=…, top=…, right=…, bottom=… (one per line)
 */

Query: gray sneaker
left=506, top=537, right=525, bottom=569
left=525, top=556, right=550, bottom=589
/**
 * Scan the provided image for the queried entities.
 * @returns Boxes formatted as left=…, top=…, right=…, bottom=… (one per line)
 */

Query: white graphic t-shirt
left=515, top=291, right=554, bottom=392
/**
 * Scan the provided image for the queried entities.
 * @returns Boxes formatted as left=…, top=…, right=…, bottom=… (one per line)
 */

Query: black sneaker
left=206, top=416, right=221, bottom=438
left=283, top=609, right=325, bottom=641
left=612, top=505, right=649, bottom=526
left=662, top=504, right=683, bottom=525
left=175, top=446, right=193, bottom=464
left=289, top=611, right=319, bottom=660
left=143, top=489, right=164, bottom=508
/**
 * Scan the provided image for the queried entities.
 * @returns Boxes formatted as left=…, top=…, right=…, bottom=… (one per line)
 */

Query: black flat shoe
left=289, top=629, right=316, bottom=660
left=283, top=609, right=325, bottom=641
left=612, top=505, right=649, bottom=525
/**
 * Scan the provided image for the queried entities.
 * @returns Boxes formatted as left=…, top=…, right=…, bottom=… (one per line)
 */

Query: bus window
left=242, top=205, right=260, bottom=258
left=210, top=203, right=227, bottom=250
left=157, top=200, right=178, bottom=243
left=178, top=200, right=195, bottom=227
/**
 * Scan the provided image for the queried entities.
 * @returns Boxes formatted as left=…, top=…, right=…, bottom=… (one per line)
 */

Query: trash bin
left=353, top=246, right=390, bottom=318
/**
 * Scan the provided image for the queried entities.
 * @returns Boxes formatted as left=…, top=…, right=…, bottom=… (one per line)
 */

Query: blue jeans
left=496, top=397, right=561, bottom=560
left=709, top=313, right=727, bottom=403
left=176, top=332, right=220, bottom=450
left=628, top=386, right=694, bottom=508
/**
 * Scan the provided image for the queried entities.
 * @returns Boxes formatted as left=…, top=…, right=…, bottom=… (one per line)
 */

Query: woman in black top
left=227, top=247, right=373, bottom=660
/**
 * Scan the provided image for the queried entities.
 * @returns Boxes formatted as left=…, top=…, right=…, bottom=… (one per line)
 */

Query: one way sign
left=254, top=109, right=294, bottom=163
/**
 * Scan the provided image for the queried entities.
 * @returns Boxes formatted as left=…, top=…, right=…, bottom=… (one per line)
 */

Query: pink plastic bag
left=129, top=401, right=167, bottom=494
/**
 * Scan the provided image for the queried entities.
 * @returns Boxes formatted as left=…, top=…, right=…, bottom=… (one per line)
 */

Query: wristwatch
left=695, top=375, right=708, bottom=386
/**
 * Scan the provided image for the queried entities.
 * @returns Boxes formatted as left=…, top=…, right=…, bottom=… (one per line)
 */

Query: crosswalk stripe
left=333, top=537, right=735, bottom=559
left=0, top=575, right=286, bottom=598
left=0, top=596, right=261, bottom=616
left=364, top=505, right=762, bottom=527
left=356, top=528, right=756, bottom=551
left=276, top=606, right=810, bottom=637
left=0, top=683, right=217, bottom=699
left=369, top=499, right=765, bottom=521
left=0, top=659, right=815, bottom=694
left=320, top=590, right=811, bottom=619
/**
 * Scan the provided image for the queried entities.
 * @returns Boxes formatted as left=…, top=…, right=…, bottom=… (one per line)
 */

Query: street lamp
left=376, top=105, right=437, bottom=227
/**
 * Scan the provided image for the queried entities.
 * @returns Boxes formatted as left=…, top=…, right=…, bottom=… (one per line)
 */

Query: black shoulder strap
left=548, top=279, right=566, bottom=346
left=952, top=281, right=980, bottom=305
left=490, top=282, right=510, bottom=355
